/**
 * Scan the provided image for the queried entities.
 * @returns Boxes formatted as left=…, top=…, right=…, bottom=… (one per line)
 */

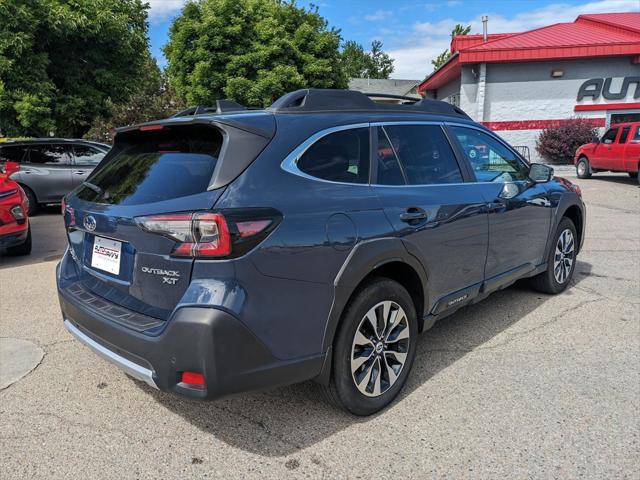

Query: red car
left=574, top=121, right=640, bottom=183
left=0, top=161, right=31, bottom=255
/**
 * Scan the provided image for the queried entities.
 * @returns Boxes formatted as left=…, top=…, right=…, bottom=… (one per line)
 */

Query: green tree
left=431, top=24, right=471, bottom=70
left=340, top=40, right=394, bottom=79
left=340, top=41, right=370, bottom=78
left=164, top=0, right=348, bottom=108
left=0, top=0, right=149, bottom=138
left=85, top=58, right=187, bottom=143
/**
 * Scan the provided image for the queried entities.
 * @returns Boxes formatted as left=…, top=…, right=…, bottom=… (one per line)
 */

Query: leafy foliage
left=431, top=24, right=471, bottom=70
left=0, top=0, right=149, bottom=138
left=536, top=119, right=599, bottom=164
left=340, top=40, right=394, bottom=79
left=164, top=0, right=348, bottom=108
left=85, top=59, right=186, bottom=144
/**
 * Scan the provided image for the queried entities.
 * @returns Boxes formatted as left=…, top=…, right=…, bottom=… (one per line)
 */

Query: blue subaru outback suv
left=57, top=89, right=585, bottom=415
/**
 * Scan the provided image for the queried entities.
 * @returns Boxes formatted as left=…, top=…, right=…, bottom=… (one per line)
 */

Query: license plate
left=91, top=236, right=122, bottom=275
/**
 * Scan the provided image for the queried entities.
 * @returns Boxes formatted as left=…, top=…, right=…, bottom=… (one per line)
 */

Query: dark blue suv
left=57, top=89, right=585, bottom=415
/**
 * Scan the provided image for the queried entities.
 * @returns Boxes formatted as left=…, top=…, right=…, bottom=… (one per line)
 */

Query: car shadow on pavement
left=584, top=175, right=638, bottom=186
left=138, top=260, right=593, bottom=457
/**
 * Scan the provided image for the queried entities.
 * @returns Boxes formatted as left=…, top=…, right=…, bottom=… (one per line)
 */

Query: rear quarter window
left=297, top=127, right=370, bottom=184
left=76, top=125, right=223, bottom=205
left=0, top=145, right=27, bottom=163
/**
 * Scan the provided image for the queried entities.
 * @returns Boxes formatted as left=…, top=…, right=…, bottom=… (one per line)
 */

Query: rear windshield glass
left=76, top=125, right=223, bottom=205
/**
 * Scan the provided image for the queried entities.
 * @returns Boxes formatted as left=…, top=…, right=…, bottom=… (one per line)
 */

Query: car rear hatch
left=63, top=115, right=274, bottom=323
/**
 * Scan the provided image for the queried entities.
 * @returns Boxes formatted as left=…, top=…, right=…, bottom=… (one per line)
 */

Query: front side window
left=451, top=126, right=529, bottom=182
left=27, top=144, right=71, bottom=165
left=297, top=128, right=370, bottom=184
left=383, top=125, right=463, bottom=185
left=634, top=126, right=640, bottom=142
left=602, top=128, right=618, bottom=144
left=74, top=145, right=106, bottom=166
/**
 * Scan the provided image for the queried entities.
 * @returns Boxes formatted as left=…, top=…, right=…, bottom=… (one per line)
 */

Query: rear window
left=76, top=126, right=223, bottom=205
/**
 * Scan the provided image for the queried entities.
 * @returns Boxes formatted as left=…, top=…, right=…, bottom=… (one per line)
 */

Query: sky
left=147, top=0, right=640, bottom=80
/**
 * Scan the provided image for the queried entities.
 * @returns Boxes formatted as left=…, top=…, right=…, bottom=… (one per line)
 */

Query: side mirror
left=2, top=161, right=20, bottom=176
left=592, top=136, right=600, bottom=144
left=529, top=163, right=553, bottom=183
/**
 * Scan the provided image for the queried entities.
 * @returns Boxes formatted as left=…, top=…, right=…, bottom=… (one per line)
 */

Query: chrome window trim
left=280, top=120, right=529, bottom=187
left=280, top=123, right=371, bottom=186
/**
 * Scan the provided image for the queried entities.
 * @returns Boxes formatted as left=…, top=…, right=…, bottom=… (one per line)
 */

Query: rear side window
left=74, top=145, right=106, bottom=166
left=297, top=127, right=370, bottom=184
left=618, top=126, right=631, bottom=144
left=383, top=125, right=463, bottom=185
left=635, top=127, right=640, bottom=142
left=0, top=145, right=27, bottom=163
left=76, top=125, right=223, bottom=205
left=376, top=127, right=405, bottom=185
left=27, top=144, right=72, bottom=164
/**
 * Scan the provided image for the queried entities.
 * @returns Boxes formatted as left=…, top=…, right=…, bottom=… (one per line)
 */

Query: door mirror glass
left=528, top=163, right=553, bottom=183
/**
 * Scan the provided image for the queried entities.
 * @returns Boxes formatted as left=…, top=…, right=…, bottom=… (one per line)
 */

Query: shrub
left=536, top=119, right=599, bottom=164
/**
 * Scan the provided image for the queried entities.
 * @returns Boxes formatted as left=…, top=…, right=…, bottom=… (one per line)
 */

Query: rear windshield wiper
left=82, top=181, right=104, bottom=196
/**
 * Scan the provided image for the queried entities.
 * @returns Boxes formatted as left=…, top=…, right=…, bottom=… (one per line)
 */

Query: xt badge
left=141, top=266, right=180, bottom=285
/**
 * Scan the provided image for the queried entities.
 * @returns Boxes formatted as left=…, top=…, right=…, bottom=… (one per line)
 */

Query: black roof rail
left=171, top=100, right=247, bottom=117
left=268, top=89, right=470, bottom=118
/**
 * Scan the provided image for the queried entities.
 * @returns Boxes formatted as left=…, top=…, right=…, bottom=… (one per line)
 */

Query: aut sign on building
left=419, top=13, right=640, bottom=162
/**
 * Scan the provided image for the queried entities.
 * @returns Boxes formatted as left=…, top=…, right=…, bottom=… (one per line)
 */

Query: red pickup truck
left=574, top=122, right=640, bottom=184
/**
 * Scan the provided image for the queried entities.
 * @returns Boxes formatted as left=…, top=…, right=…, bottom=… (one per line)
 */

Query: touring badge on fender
left=141, top=266, right=181, bottom=285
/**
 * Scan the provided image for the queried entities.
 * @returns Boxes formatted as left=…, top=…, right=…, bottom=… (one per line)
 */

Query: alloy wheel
left=577, top=161, right=586, bottom=176
left=350, top=300, right=410, bottom=397
left=553, top=228, right=575, bottom=284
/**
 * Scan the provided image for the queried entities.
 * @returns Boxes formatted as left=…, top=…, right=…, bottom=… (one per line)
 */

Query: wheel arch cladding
left=561, top=204, right=584, bottom=252
left=324, top=238, right=428, bottom=351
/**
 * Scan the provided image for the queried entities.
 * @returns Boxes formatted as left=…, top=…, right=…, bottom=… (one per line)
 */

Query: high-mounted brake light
left=139, top=124, right=165, bottom=132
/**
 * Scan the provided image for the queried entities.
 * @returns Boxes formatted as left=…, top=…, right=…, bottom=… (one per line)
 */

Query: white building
left=419, top=13, right=640, bottom=162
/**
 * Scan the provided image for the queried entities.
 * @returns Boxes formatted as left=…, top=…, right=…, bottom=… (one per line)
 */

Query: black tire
left=531, top=217, right=577, bottom=294
left=576, top=157, right=591, bottom=179
left=6, top=225, right=32, bottom=256
left=628, top=171, right=638, bottom=179
left=21, top=186, right=38, bottom=216
left=322, top=278, right=418, bottom=416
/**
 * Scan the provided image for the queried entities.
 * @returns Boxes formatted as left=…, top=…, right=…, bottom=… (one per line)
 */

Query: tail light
left=136, top=209, right=281, bottom=258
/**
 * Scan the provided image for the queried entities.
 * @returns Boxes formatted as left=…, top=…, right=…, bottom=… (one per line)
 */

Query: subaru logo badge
left=83, top=215, right=97, bottom=232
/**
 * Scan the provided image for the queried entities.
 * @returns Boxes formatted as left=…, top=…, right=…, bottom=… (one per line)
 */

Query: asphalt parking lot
left=1, top=173, right=638, bottom=479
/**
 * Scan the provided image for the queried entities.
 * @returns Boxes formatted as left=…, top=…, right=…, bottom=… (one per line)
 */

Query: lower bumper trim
left=64, top=319, right=158, bottom=389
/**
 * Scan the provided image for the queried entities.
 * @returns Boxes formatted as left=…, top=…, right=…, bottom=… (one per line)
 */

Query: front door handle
left=400, top=208, right=428, bottom=223
left=72, top=170, right=86, bottom=175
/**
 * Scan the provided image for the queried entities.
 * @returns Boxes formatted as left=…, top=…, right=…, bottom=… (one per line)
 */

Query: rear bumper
left=57, top=265, right=325, bottom=400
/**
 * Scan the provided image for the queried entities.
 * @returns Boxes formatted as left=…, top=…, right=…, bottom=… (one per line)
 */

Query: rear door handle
left=400, top=208, right=428, bottom=223
left=73, top=170, right=86, bottom=175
